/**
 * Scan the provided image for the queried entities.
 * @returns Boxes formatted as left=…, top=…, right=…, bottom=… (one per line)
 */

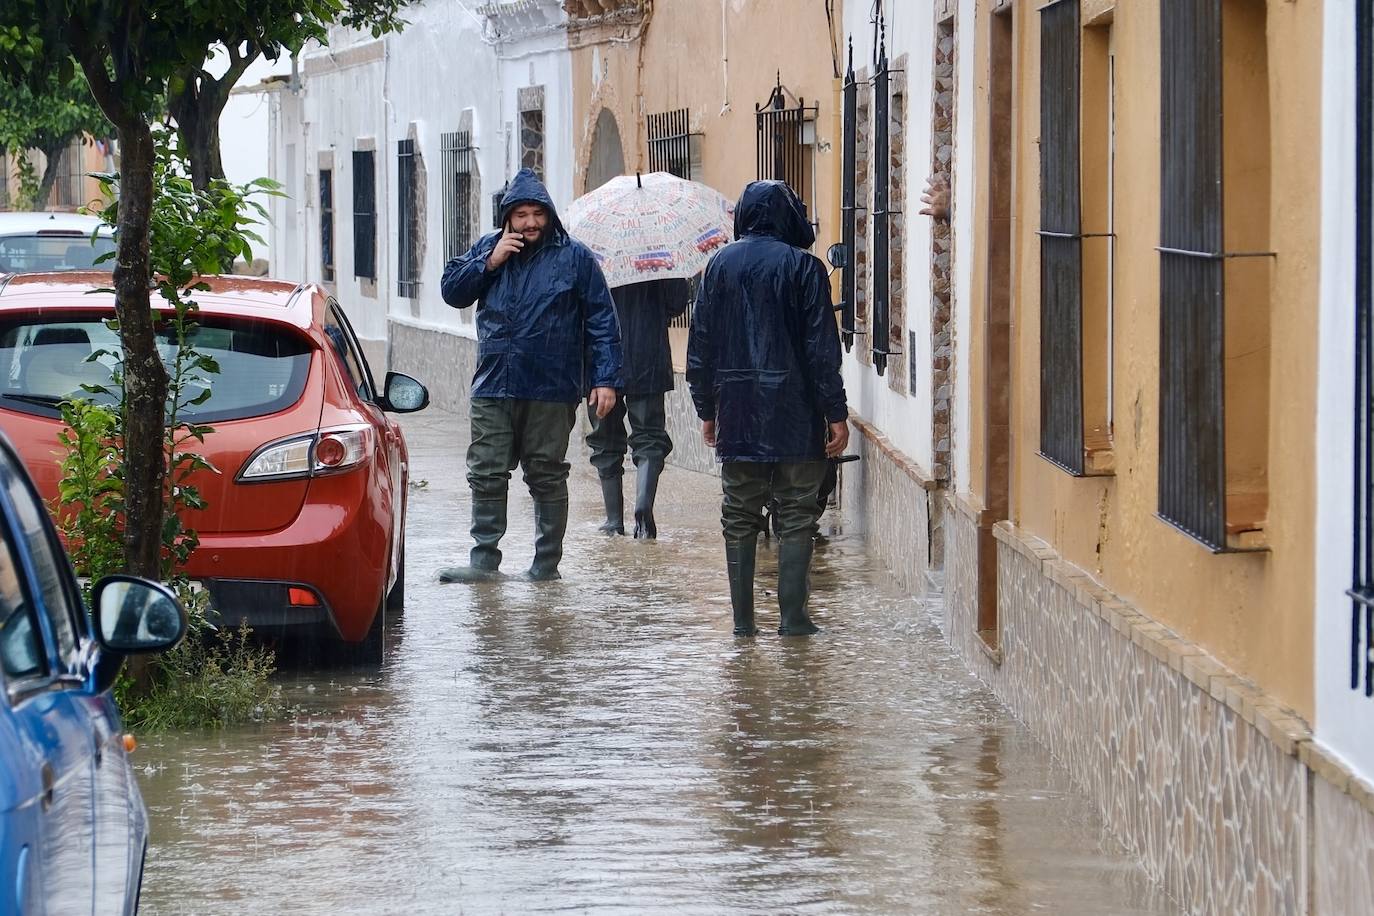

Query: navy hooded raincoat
left=686, top=181, right=848, bottom=463
left=440, top=169, right=623, bottom=403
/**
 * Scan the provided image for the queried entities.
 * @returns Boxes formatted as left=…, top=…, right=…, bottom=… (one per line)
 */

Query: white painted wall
left=951, top=0, right=977, bottom=496
left=265, top=1, right=573, bottom=353
left=1314, top=0, right=1374, bottom=785
left=840, top=2, right=936, bottom=472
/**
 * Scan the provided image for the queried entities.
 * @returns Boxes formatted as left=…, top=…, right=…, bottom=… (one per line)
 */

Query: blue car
left=0, top=430, right=187, bottom=915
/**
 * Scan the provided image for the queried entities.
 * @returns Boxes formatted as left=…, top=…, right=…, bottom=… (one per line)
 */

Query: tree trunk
left=35, top=141, right=67, bottom=210
left=110, top=120, right=168, bottom=579
left=177, top=99, right=225, bottom=193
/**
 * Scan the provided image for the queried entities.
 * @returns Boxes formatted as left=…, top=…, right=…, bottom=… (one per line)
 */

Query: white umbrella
left=564, top=172, right=735, bottom=288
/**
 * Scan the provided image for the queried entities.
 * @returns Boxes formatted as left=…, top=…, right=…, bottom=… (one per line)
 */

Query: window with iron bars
left=352, top=149, right=377, bottom=280
left=870, top=47, right=897, bottom=376
left=1157, top=0, right=1272, bottom=553
left=319, top=168, right=335, bottom=282
left=1038, top=0, right=1084, bottom=474
left=755, top=78, right=818, bottom=234
left=397, top=138, right=421, bottom=298
left=1351, top=0, right=1374, bottom=697
left=441, top=130, right=478, bottom=260
left=838, top=44, right=859, bottom=353
left=647, top=109, right=697, bottom=180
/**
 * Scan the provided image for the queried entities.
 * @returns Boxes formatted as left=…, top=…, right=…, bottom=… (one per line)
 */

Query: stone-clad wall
left=664, top=373, right=718, bottom=477
left=841, top=417, right=938, bottom=597
left=943, top=495, right=1374, bottom=915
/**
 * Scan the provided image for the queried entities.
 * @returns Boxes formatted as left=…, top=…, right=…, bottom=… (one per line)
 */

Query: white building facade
left=265, top=0, right=573, bottom=397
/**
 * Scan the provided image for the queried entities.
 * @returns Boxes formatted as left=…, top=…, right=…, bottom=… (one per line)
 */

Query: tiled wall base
left=944, top=503, right=1333, bottom=914
left=663, top=374, right=718, bottom=477
left=1313, top=775, right=1374, bottom=913
left=839, top=417, right=938, bottom=598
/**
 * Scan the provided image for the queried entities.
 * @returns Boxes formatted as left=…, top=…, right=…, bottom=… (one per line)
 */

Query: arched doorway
left=585, top=108, right=626, bottom=193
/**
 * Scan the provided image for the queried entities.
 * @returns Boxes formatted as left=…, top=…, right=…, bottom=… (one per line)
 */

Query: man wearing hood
left=687, top=180, right=850, bottom=637
left=439, top=169, right=624, bottom=582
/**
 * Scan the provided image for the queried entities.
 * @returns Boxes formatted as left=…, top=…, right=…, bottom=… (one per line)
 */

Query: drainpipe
left=719, top=0, right=730, bottom=115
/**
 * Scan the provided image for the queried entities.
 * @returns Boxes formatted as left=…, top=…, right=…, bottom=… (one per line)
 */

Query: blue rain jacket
left=441, top=169, right=623, bottom=403
left=686, top=181, right=848, bottom=462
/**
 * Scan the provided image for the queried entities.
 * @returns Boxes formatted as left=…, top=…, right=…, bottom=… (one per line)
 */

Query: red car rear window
left=0, top=316, right=313, bottom=423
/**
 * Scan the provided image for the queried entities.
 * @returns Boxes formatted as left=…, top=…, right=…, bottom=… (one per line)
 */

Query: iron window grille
left=755, top=74, right=819, bottom=230
left=397, top=139, right=420, bottom=297
left=870, top=40, right=900, bottom=376
left=1351, top=0, right=1374, bottom=697
left=839, top=41, right=860, bottom=352
left=521, top=109, right=545, bottom=182
left=1038, top=0, right=1085, bottom=474
left=647, top=109, right=699, bottom=180
left=1157, top=0, right=1273, bottom=552
left=352, top=149, right=377, bottom=280
left=441, top=131, right=477, bottom=260
left=319, top=168, right=335, bottom=282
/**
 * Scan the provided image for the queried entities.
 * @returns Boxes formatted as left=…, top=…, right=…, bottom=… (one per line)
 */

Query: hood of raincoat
left=438, top=168, right=623, bottom=402
left=498, top=169, right=567, bottom=243
left=685, top=182, right=847, bottom=463
left=733, top=180, right=815, bottom=250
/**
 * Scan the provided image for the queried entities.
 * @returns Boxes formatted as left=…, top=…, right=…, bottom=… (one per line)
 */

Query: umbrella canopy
left=565, top=172, right=735, bottom=288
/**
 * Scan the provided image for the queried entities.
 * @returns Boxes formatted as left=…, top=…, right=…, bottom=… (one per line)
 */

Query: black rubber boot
left=777, top=538, right=820, bottom=636
left=527, top=500, right=569, bottom=581
left=439, top=498, right=506, bottom=583
left=633, top=459, right=663, bottom=539
left=599, top=476, right=626, bottom=535
left=726, top=538, right=758, bottom=636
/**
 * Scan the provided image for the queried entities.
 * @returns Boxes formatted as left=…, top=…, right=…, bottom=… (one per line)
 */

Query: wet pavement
left=136, top=409, right=1178, bottom=915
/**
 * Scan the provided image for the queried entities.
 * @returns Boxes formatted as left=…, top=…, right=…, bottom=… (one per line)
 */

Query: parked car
left=0, top=272, right=429, bottom=661
left=0, top=213, right=114, bottom=274
left=0, top=426, right=187, bottom=914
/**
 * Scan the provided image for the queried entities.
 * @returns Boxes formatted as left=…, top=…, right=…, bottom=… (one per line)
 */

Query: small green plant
left=114, top=626, right=282, bottom=731
left=52, top=129, right=283, bottom=730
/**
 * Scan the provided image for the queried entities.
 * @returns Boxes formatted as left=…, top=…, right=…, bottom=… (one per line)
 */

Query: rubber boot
left=633, top=459, right=663, bottom=539
left=439, top=498, right=506, bottom=583
left=777, top=538, right=820, bottom=636
left=726, top=538, right=758, bottom=636
left=599, top=476, right=626, bottom=535
left=527, top=500, right=569, bottom=581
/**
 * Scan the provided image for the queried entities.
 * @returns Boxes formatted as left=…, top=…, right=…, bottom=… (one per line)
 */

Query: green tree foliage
left=0, top=66, right=110, bottom=209
left=54, top=132, right=281, bottom=726
left=168, top=2, right=414, bottom=190
left=0, top=1, right=399, bottom=580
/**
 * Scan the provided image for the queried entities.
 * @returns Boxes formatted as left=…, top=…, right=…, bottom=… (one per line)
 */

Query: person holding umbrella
left=438, top=168, right=623, bottom=582
left=586, top=277, right=689, bottom=538
left=687, top=180, right=849, bottom=637
left=565, top=171, right=735, bottom=540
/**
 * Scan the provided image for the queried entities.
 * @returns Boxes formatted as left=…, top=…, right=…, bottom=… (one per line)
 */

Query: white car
left=0, top=212, right=115, bottom=275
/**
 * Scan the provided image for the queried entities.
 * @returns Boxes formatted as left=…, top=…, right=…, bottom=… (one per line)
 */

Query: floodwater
left=136, top=411, right=1177, bottom=915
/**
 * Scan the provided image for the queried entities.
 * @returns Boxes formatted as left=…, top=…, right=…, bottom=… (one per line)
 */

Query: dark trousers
left=467, top=398, right=578, bottom=503
left=720, top=461, right=827, bottom=542
left=587, top=393, right=673, bottom=479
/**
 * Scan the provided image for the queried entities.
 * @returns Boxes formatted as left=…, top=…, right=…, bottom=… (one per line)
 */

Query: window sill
left=1083, top=427, right=1115, bottom=476
left=1225, top=492, right=1269, bottom=551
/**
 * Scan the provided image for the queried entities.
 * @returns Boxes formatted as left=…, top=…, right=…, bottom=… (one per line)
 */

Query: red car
left=0, top=272, right=428, bottom=661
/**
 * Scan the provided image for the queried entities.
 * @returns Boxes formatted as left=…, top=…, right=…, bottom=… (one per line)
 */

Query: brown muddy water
left=135, top=411, right=1177, bottom=915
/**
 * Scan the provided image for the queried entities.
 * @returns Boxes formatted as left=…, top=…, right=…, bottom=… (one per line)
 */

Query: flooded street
left=136, top=410, right=1176, bottom=915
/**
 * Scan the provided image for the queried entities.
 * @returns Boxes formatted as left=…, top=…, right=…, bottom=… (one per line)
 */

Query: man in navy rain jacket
left=439, top=169, right=624, bottom=581
left=687, top=180, right=849, bottom=636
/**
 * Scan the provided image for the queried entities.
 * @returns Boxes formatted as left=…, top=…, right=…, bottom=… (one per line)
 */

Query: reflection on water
left=136, top=412, right=1176, bottom=915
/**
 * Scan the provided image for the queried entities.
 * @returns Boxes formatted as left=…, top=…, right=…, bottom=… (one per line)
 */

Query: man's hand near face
left=486, top=230, right=525, bottom=270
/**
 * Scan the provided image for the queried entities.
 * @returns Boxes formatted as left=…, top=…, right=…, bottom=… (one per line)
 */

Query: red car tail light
left=287, top=587, right=320, bottom=606
left=236, top=425, right=372, bottom=483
